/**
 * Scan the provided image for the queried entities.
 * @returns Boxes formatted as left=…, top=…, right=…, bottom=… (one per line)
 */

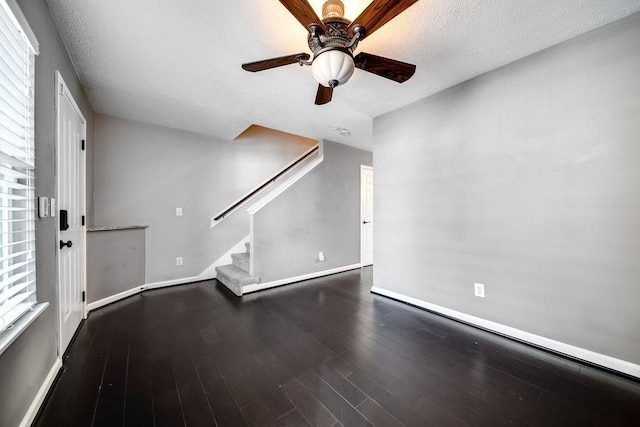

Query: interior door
left=361, top=166, right=373, bottom=266
left=56, top=72, right=86, bottom=355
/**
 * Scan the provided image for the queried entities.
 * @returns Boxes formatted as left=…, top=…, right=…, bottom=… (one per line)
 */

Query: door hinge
left=81, top=215, right=85, bottom=226
left=81, top=139, right=85, bottom=151
left=82, top=291, right=86, bottom=302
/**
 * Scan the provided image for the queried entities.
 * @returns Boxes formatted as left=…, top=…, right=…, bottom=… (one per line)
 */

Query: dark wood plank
left=93, top=310, right=132, bottom=427
left=124, top=300, right=154, bottom=427
left=356, top=398, right=404, bottom=427
left=297, top=370, right=372, bottom=427
left=280, top=377, right=339, bottom=427
left=56, top=306, right=120, bottom=426
left=411, top=396, right=470, bottom=427
left=347, top=368, right=436, bottom=427
left=170, top=349, right=216, bottom=427
left=240, top=398, right=277, bottom=426
left=149, top=357, right=185, bottom=427
left=195, top=357, right=248, bottom=427
left=272, top=408, right=313, bottom=427
left=35, top=268, right=640, bottom=427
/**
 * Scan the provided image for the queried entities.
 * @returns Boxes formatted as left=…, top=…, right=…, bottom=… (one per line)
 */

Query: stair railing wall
left=211, top=143, right=320, bottom=227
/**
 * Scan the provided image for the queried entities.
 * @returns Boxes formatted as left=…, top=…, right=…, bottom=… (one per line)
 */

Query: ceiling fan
left=242, top=0, right=419, bottom=105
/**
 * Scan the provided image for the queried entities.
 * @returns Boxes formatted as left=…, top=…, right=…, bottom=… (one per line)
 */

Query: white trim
left=1, top=0, right=39, bottom=54
left=243, top=263, right=361, bottom=294
left=249, top=216, right=254, bottom=276
left=86, top=286, right=143, bottom=312
left=0, top=303, right=47, bottom=357
left=371, top=286, right=640, bottom=379
left=197, top=236, right=250, bottom=280
left=211, top=144, right=320, bottom=227
left=55, top=71, right=88, bottom=357
left=144, top=276, right=200, bottom=290
left=55, top=71, right=86, bottom=121
left=87, top=276, right=199, bottom=312
left=360, top=165, right=373, bottom=267
left=247, top=154, right=324, bottom=215
left=18, top=357, right=62, bottom=427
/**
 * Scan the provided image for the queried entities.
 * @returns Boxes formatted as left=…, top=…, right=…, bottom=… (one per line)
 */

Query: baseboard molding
left=87, top=276, right=199, bottom=312
left=144, top=276, right=200, bottom=290
left=19, top=357, right=62, bottom=427
left=243, top=263, right=361, bottom=294
left=87, top=286, right=142, bottom=311
left=371, top=286, right=640, bottom=379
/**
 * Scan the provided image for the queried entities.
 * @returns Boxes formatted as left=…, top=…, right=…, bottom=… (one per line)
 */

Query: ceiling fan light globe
left=312, top=50, right=355, bottom=88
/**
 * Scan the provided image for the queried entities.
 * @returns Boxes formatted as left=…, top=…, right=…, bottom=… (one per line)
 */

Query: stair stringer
left=205, top=143, right=325, bottom=296
left=197, top=235, right=250, bottom=280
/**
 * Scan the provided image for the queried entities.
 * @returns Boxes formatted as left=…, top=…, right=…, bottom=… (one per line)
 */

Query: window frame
left=0, top=0, right=46, bottom=356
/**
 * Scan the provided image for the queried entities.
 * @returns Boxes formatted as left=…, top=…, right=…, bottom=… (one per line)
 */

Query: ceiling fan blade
left=279, top=0, right=326, bottom=31
left=242, top=53, right=310, bottom=72
left=349, top=0, right=419, bottom=40
left=354, top=52, right=416, bottom=83
left=315, top=84, right=333, bottom=105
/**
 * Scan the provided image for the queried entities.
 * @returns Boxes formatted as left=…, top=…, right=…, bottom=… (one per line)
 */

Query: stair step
left=215, top=264, right=258, bottom=296
left=231, top=252, right=250, bottom=273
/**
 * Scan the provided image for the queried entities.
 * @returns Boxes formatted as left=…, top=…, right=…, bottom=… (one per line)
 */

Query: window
left=0, top=0, right=42, bottom=354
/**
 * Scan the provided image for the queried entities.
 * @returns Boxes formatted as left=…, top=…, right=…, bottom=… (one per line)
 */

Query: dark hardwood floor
left=35, top=267, right=640, bottom=426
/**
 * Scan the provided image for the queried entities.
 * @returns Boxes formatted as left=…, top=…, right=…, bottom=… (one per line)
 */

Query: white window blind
left=0, top=0, right=37, bottom=335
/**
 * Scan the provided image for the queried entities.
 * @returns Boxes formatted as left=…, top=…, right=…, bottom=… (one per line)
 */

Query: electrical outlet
left=176, top=207, right=183, bottom=216
left=474, top=283, right=485, bottom=298
left=176, top=257, right=183, bottom=266
left=318, top=251, right=325, bottom=261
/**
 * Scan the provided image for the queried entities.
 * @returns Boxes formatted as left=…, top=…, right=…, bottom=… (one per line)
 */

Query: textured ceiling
left=45, top=0, right=640, bottom=150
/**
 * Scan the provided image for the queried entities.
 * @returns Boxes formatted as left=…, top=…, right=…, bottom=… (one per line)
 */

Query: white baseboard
left=19, top=357, right=62, bottom=427
left=87, top=286, right=142, bottom=311
left=371, top=286, right=640, bottom=379
left=243, top=263, right=361, bottom=294
left=87, top=276, right=199, bottom=312
left=144, top=276, right=200, bottom=290
left=197, top=235, right=250, bottom=280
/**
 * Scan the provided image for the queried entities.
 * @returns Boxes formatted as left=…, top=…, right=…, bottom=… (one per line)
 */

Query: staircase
left=215, top=242, right=258, bottom=296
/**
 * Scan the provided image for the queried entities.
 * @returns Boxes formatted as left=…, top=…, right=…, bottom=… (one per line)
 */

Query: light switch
left=176, top=207, right=183, bottom=216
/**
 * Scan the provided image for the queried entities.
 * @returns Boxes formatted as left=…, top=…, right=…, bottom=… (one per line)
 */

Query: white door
left=56, top=72, right=86, bottom=355
left=361, top=166, right=373, bottom=266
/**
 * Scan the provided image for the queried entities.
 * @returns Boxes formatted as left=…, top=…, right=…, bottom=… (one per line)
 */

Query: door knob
left=60, top=240, right=73, bottom=249
left=363, top=221, right=371, bottom=224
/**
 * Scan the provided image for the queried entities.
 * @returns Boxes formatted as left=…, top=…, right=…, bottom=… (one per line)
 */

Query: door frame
left=360, top=165, right=373, bottom=266
left=54, top=70, right=87, bottom=357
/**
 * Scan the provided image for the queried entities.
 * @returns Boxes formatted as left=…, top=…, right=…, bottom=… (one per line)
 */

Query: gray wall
left=93, top=117, right=316, bottom=283
left=87, top=229, right=145, bottom=303
left=253, top=141, right=372, bottom=283
left=373, top=13, right=640, bottom=365
left=0, top=1, right=95, bottom=426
